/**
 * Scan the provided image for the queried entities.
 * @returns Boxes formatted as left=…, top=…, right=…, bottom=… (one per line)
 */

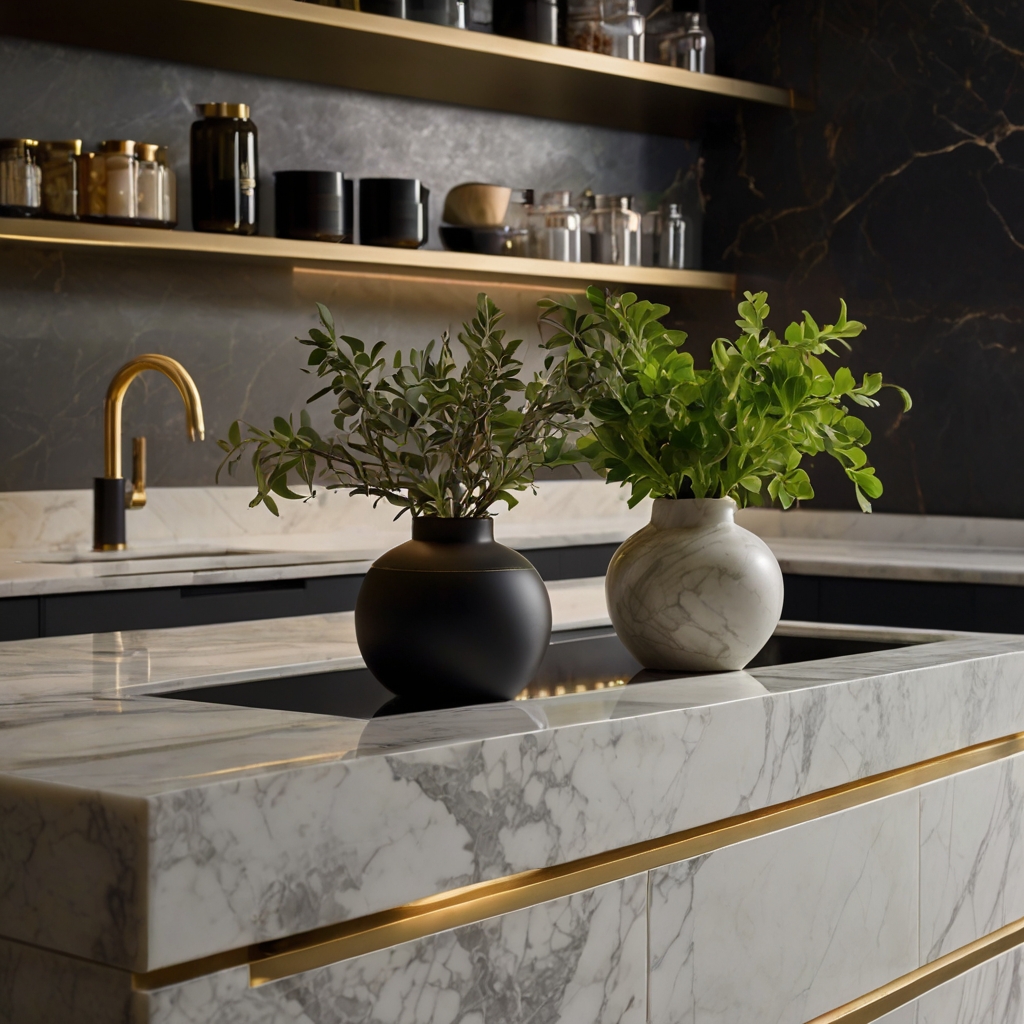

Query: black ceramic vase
left=354, top=517, right=552, bottom=705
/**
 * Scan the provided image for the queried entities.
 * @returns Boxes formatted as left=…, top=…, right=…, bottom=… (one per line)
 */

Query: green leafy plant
left=540, top=288, right=911, bottom=512
left=218, top=294, right=584, bottom=518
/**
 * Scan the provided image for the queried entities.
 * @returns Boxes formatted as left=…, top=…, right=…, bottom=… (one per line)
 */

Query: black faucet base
left=93, top=477, right=127, bottom=551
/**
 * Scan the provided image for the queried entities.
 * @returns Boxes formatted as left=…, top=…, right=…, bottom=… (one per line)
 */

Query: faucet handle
left=126, top=436, right=147, bottom=510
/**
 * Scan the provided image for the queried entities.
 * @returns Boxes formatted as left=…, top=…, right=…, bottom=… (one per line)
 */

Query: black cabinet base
left=0, top=543, right=622, bottom=641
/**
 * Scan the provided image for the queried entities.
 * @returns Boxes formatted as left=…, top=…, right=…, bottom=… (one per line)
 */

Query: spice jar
left=642, top=203, right=688, bottom=268
left=191, top=102, right=258, bottom=235
left=589, top=194, right=641, bottom=265
left=567, top=0, right=644, bottom=59
left=40, top=140, right=81, bottom=219
left=158, top=147, right=177, bottom=227
left=0, top=139, right=42, bottom=217
left=136, top=142, right=176, bottom=226
left=504, top=188, right=533, bottom=256
left=98, top=140, right=138, bottom=223
left=527, top=190, right=581, bottom=262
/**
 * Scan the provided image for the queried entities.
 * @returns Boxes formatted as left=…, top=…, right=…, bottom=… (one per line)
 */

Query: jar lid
left=0, top=138, right=39, bottom=151
left=540, top=190, right=573, bottom=208
left=595, top=194, right=632, bottom=210
left=510, top=188, right=534, bottom=205
left=195, top=102, right=251, bottom=119
left=100, top=140, right=137, bottom=155
left=40, top=139, right=83, bottom=156
left=137, top=142, right=160, bottom=161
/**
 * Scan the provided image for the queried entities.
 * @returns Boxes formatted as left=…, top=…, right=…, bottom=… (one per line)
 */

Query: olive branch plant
left=539, top=288, right=911, bottom=512
left=217, top=294, right=586, bottom=518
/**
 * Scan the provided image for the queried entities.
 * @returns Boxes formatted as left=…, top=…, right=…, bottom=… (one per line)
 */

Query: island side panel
left=647, top=789, right=919, bottom=1024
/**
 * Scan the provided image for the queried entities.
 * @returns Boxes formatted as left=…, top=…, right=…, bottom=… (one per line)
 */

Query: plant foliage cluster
left=218, top=295, right=583, bottom=517
left=539, top=288, right=911, bottom=511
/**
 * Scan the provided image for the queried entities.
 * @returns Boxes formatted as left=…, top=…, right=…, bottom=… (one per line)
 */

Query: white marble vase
left=606, top=497, right=784, bottom=671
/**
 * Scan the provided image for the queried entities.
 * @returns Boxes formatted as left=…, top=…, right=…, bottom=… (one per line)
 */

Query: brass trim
left=125, top=731, right=1024, bottom=991
left=809, top=915, right=1024, bottom=1024
left=0, top=217, right=737, bottom=292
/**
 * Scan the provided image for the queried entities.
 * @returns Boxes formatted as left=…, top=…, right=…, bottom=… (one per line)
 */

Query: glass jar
left=407, top=0, right=466, bottom=25
left=504, top=187, right=533, bottom=256
left=157, top=146, right=178, bottom=227
left=673, top=10, right=713, bottom=72
left=40, top=140, right=81, bottom=219
left=98, top=140, right=138, bottom=223
left=528, top=190, right=581, bottom=262
left=589, top=194, right=641, bottom=265
left=567, top=0, right=643, bottom=59
left=191, top=102, right=258, bottom=235
left=642, top=203, right=688, bottom=268
left=0, top=139, right=42, bottom=217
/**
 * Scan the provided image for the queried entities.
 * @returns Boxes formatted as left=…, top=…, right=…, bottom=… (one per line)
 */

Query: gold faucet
left=94, top=355, right=205, bottom=551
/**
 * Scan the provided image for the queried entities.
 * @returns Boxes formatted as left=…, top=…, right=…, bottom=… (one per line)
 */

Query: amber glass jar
left=190, top=102, right=258, bottom=234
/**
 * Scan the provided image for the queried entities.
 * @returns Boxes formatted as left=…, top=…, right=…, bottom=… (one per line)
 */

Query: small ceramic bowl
left=442, top=183, right=512, bottom=227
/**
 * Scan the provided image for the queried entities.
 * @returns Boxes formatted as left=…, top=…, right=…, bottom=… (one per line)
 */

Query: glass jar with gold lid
left=190, top=102, right=258, bottom=234
left=0, top=139, right=42, bottom=217
left=40, top=140, right=82, bottom=219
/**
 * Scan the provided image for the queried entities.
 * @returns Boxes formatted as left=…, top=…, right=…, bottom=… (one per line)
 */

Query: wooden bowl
left=442, top=183, right=512, bottom=227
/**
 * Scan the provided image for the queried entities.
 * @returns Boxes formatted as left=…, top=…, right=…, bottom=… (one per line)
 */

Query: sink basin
left=28, top=545, right=264, bottom=563
left=164, top=627, right=913, bottom=720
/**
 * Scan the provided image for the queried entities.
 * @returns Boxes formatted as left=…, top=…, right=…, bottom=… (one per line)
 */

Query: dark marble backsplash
left=3, top=1, right=1023, bottom=519
left=700, top=0, right=1024, bottom=518
left=0, top=35, right=698, bottom=491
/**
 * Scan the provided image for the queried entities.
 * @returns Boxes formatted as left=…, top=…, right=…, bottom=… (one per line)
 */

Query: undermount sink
left=27, top=544, right=264, bottom=564
left=164, top=627, right=915, bottom=720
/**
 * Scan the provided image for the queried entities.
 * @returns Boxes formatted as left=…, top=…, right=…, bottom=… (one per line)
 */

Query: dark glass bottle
left=190, top=103, right=258, bottom=235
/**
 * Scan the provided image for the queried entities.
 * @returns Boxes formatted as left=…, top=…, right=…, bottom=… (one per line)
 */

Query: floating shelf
left=0, top=0, right=807, bottom=138
left=0, top=218, right=738, bottom=292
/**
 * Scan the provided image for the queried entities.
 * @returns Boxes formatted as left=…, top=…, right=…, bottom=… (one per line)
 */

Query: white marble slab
left=648, top=790, right=919, bottom=1024
left=0, top=874, right=647, bottom=1024
left=4, top=600, right=1024, bottom=973
left=919, top=752, right=1024, bottom=962
left=876, top=945, right=1024, bottom=1024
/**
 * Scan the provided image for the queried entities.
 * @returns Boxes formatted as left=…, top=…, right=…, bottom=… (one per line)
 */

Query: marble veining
left=3, top=597, right=1024, bottom=971
left=648, top=789, right=919, bottom=1024
left=919, top=752, right=1024, bottom=962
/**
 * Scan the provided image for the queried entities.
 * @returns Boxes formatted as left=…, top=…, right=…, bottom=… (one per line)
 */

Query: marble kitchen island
left=4, top=579, right=1024, bottom=1024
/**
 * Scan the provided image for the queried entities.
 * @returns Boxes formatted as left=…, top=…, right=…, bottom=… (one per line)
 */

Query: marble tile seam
left=806, top=913, right=1024, bottom=1024
left=124, top=731, right=1024, bottom=993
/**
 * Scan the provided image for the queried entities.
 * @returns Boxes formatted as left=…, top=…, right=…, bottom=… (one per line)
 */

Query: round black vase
left=354, top=517, right=552, bottom=705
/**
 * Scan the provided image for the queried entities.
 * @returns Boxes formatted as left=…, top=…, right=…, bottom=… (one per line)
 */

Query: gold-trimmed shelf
left=0, top=0, right=807, bottom=138
left=0, top=218, right=738, bottom=292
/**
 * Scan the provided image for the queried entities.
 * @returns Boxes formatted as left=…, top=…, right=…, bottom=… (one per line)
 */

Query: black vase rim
left=412, top=516, right=495, bottom=543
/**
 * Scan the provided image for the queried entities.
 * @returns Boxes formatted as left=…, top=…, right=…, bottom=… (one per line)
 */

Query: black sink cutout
left=164, top=628, right=910, bottom=719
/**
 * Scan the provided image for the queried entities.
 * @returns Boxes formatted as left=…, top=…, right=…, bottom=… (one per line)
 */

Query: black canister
left=493, top=0, right=563, bottom=43
left=274, top=171, right=353, bottom=242
left=359, top=178, right=429, bottom=248
left=190, top=102, right=258, bottom=235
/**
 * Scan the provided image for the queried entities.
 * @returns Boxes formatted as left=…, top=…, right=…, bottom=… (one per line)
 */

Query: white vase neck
left=650, top=497, right=737, bottom=530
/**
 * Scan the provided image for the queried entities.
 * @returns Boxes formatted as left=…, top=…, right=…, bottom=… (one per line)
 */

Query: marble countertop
left=4, top=575, right=1024, bottom=977
left=4, top=485, right=1024, bottom=597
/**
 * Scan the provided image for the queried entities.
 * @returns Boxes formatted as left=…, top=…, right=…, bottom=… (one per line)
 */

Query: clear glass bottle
left=528, top=190, right=581, bottom=262
left=136, top=143, right=163, bottom=223
left=674, top=10, right=711, bottom=72
left=504, top=187, right=533, bottom=256
left=98, top=140, right=138, bottom=223
left=158, top=146, right=178, bottom=227
left=0, top=139, right=42, bottom=217
left=643, top=202, right=688, bottom=267
left=191, top=102, right=258, bottom=235
left=39, top=140, right=81, bottom=219
left=589, top=194, right=641, bottom=265
left=567, top=0, right=643, bottom=59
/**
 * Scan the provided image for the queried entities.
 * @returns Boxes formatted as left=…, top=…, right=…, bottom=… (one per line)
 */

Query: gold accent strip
left=809, top=915, right=1024, bottom=1024
left=0, top=217, right=737, bottom=293
left=127, top=731, right=1024, bottom=991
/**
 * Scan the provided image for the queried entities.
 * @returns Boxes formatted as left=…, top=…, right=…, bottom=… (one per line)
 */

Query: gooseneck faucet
left=94, top=355, right=205, bottom=551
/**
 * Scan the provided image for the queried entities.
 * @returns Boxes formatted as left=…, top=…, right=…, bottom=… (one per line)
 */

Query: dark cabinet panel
left=0, top=544, right=620, bottom=641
